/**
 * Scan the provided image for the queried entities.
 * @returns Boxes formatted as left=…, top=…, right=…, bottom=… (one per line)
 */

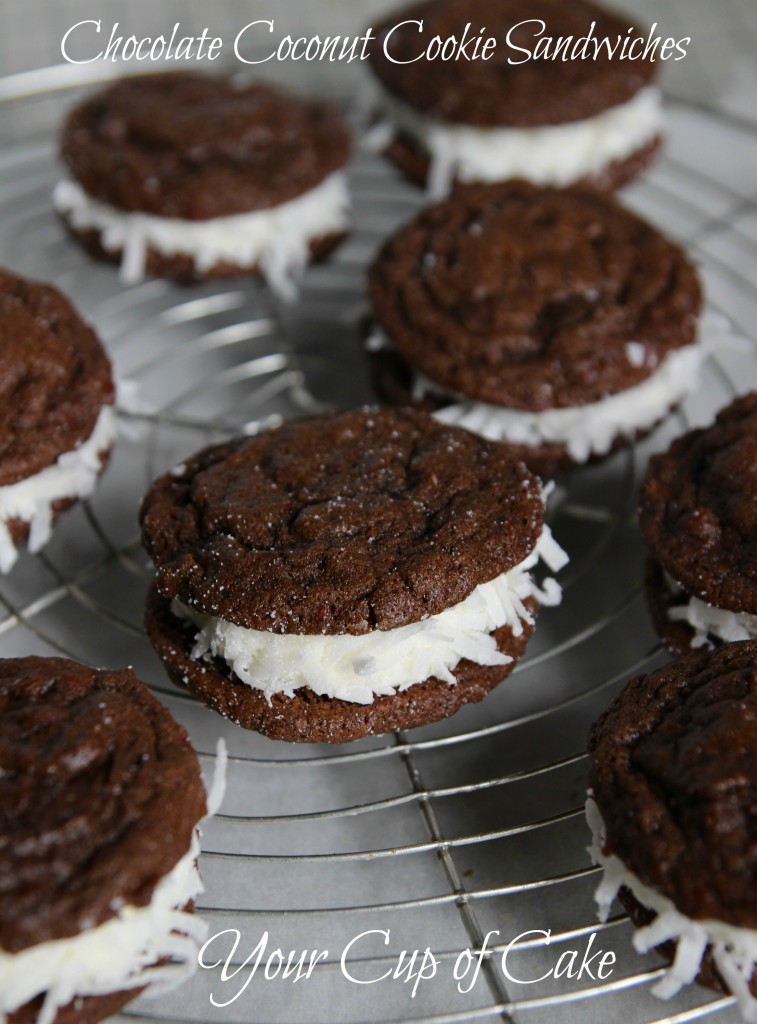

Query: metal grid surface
left=1, top=60, right=757, bottom=1024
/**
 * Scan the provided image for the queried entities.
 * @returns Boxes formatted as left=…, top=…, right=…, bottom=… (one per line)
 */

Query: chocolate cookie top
left=60, top=72, right=352, bottom=219
left=640, top=393, right=757, bottom=613
left=368, top=182, right=701, bottom=410
left=589, top=641, right=757, bottom=928
left=0, top=269, right=114, bottom=487
left=140, top=408, right=544, bottom=635
left=0, top=656, right=207, bottom=953
left=368, top=0, right=657, bottom=128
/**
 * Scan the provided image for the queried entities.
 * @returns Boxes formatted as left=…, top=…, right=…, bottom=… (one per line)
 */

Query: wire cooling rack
left=1, top=62, right=757, bottom=1024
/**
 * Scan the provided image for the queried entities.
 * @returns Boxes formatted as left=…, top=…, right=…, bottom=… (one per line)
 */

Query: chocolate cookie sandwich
left=140, top=407, right=568, bottom=743
left=587, top=641, right=757, bottom=1020
left=367, top=181, right=703, bottom=476
left=367, top=0, right=662, bottom=197
left=639, top=392, right=757, bottom=653
left=0, top=656, right=216, bottom=1024
left=54, top=72, right=352, bottom=298
left=0, top=268, right=115, bottom=573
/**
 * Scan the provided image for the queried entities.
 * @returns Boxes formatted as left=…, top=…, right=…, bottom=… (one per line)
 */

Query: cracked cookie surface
left=61, top=72, right=352, bottom=219
left=0, top=656, right=206, bottom=953
left=640, top=392, right=757, bottom=614
left=368, top=181, right=701, bottom=411
left=0, top=268, right=114, bottom=487
left=589, top=641, right=757, bottom=927
left=140, top=408, right=544, bottom=635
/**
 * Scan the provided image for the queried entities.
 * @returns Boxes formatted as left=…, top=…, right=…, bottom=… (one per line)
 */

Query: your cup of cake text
left=198, top=928, right=616, bottom=1004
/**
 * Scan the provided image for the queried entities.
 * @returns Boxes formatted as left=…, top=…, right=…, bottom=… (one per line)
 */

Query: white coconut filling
left=369, top=327, right=704, bottom=463
left=173, top=524, right=568, bottom=705
left=53, top=172, right=351, bottom=301
left=0, top=404, right=116, bottom=574
left=379, top=86, right=662, bottom=198
left=428, top=343, right=703, bottom=461
left=587, top=797, right=757, bottom=1022
left=0, top=740, right=227, bottom=1024
left=664, top=571, right=757, bottom=647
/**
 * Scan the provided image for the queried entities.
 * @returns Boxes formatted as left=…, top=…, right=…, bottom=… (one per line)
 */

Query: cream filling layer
left=587, top=798, right=757, bottom=1022
left=369, top=327, right=704, bottom=463
left=173, top=524, right=568, bottom=705
left=53, top=173, right=351, bottom=301
left=0, top=833, right=206, bottom=1024
left=380, top=86, right=663, bottom=198
left=428, top=343, right=703, bottom=461
left=664, top=572, right=757, bottom=647
left=0, top=404, right=116, bottom=574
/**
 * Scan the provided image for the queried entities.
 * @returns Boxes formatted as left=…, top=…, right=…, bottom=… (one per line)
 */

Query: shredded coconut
left=420, top=343, right=704, bottom=463
left=664, top=572, right=757, bottom=647
left=0, top=404, right=116, bottom=574
left=625, top=341, right=647, bottom=368
left=53, top=172, right=351, bottom=301
left=174, top=524, right=568, bottom=705
left=205, top=738, right=228, bottom=818
left=587, top=797, right=757, bottom=1022
left=377, top=86, right=662, bottom=198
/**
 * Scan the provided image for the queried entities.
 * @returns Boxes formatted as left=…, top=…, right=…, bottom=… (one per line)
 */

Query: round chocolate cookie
left=367, top=0, right=661, bottom=193
left=0, top=656, right=208, bottom=1024
left=588, top=641, right=757, bottom=1008
left=367, top=181, right=702, bottom=472
left=0, top=268, right=115, bottom=572
left=640, top=392, right=757, bottom=652
left=55, top=72, right=352, bottom=291
left=140, top=408, right=566, bottom=742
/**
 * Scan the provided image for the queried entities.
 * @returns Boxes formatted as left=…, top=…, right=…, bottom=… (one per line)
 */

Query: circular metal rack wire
left=1, top=66, right=757, bottom=1024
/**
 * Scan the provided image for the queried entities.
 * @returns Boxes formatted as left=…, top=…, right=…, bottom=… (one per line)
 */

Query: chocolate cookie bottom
left=384, top=132, right=662, bottom=194
left=9, top=988, right=138, bottom=1024
left=146, top=585, right=536, bottom=743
